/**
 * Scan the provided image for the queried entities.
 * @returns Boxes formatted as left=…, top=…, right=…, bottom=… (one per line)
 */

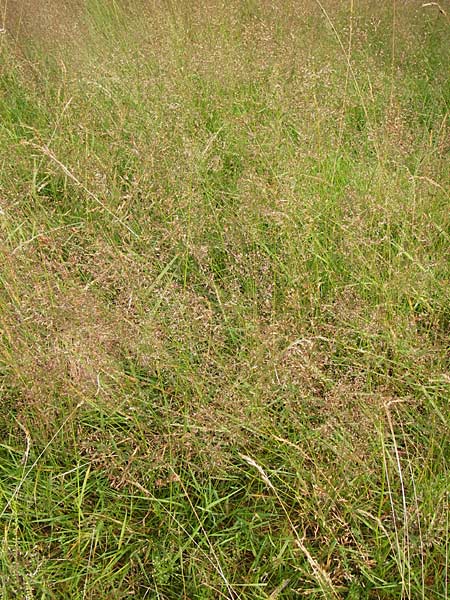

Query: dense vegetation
left=0, top=1, right=449, bottom=598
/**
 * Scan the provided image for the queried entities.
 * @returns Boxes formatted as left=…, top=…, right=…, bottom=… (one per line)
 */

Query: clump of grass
left=1, top=1, right=449, bottom=598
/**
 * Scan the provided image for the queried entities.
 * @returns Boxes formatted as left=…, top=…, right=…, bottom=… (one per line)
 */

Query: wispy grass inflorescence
left=0, top=0, right=448, bottom=598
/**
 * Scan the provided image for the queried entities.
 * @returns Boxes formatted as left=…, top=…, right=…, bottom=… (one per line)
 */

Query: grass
left=0, top=0, right=449, bottom=598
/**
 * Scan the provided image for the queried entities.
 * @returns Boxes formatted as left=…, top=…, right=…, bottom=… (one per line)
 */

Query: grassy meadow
left=0, top=0, right=449, bottom=598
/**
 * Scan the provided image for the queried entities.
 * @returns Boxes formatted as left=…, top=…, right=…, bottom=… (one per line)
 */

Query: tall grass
left=0, top=1, right=449, bottom=598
